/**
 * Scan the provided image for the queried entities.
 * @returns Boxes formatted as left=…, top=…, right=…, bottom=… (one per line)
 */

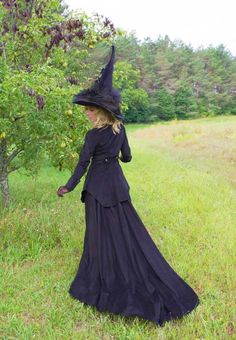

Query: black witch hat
left=72, top=45, right=124, bottom=121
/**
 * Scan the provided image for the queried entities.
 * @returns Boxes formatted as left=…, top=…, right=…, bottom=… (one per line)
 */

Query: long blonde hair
left=85, top=106, right=123, bottom=135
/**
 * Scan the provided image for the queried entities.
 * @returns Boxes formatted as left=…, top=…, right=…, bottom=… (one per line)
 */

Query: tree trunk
left=0, top=138, right=11, bottom=208
left=0, top=170, right=11, bottom=208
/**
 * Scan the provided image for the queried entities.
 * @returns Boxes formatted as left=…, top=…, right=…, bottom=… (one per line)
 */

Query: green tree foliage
left=113, top=60, right=150, bottom=122
left=174, top=84, right=194, bottom=119
left=153, top=87, right=175, bottom=121
left=121, top=88, right=150, bottom=123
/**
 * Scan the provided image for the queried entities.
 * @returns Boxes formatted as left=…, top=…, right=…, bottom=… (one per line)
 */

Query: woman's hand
left=57, top=186, right=69, bottom=197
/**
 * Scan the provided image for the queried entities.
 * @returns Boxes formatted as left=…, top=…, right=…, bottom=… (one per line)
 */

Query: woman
left=57, top=46, right=200, bottom=327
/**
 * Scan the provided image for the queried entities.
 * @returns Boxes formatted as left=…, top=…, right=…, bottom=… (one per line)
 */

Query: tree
left=174, top=84, right=194, bottom=119
left=113, top=60, right=150, bottom=122
left=0, top=0, right=117, bottom=207
left=121, top=88, right=150, bottom=123
left=154, top=87, right=175, bottom=121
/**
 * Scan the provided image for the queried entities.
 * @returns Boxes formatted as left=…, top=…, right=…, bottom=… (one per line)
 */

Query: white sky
left=64, top=0, right=236, bottom=57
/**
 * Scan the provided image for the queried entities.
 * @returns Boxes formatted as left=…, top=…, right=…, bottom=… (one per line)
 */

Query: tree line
left=91, top=35, right=236, bottom=122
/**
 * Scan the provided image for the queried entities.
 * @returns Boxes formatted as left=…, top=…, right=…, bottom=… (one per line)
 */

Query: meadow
left=1, top=115, right=236, bottom=339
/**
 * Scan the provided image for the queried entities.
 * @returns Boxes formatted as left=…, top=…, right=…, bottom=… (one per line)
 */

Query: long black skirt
left=69, top=191, right=200, bottom=327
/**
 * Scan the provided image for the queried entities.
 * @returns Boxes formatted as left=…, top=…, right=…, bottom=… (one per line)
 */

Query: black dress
left=65, top=124, right=200, bottom=327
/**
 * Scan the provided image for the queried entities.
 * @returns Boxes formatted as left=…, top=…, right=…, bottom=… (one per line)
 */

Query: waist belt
left=92, top=155, right=119, bottom=163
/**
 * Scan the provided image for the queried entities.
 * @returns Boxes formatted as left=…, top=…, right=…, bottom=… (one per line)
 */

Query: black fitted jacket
left=65, top=124, right=132, bottom=207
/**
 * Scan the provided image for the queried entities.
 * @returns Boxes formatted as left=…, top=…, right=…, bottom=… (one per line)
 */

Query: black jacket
left=65, top=124, right=132, bottom=207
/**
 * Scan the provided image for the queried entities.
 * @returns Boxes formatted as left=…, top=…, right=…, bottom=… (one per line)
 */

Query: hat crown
left=72, top=45, right=124, bottom=121
left=93, top=45, right=115, bottom=93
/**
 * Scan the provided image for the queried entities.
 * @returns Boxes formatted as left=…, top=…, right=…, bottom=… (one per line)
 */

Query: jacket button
left=104, top=158, right=108, bottom=162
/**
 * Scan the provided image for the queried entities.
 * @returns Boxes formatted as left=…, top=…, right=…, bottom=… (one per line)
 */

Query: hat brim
left=72, top=99, right=124, bottom=121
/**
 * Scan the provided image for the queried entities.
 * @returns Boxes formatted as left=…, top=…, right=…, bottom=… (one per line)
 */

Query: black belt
left=92, top=155, right=119, bottom=163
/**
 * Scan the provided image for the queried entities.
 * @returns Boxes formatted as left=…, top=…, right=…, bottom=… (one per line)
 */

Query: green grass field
left=1, top=116, right=236, bottom=339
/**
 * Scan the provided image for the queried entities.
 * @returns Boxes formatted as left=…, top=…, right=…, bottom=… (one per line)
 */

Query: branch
left=6, top=148, right=24, bottom=165
left=0, top=42, right=7, bottom=63
left=7, top=165, right=21, bottom=175
left=28, top=0, right=35, bottom=19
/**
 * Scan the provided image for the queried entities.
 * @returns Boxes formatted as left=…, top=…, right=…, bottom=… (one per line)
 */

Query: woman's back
left=91, top=124, right=132, bottom=163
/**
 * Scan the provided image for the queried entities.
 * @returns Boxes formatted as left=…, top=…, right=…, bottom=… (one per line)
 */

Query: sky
left=64, top=0, right=236, bottom=57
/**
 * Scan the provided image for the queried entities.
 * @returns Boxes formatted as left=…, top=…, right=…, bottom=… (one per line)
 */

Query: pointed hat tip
left=105, top=45, right=115, bottom=70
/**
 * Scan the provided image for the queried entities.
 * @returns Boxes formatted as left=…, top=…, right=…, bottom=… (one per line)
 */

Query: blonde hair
left=84, top=106, right=123, bottom=135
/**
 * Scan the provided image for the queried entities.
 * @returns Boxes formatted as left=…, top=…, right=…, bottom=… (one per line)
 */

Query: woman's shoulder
left=85, top=126, right=108, bottom=142
left=84, top=128, right=99, bottom=141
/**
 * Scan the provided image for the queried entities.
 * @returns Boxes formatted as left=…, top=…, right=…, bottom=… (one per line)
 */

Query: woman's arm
left=119, top=127, right=132, bottom=163
left=64, top=130, right=97, bottom=192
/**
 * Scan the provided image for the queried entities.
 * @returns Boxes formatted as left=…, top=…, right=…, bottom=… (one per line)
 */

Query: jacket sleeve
left=65, top=130, right=97, bottom=192
left=119, top=127, right=132, bottom=163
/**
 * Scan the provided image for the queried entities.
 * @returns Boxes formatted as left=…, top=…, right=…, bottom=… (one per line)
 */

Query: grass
left=0, top=115, right=236, bottom=339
